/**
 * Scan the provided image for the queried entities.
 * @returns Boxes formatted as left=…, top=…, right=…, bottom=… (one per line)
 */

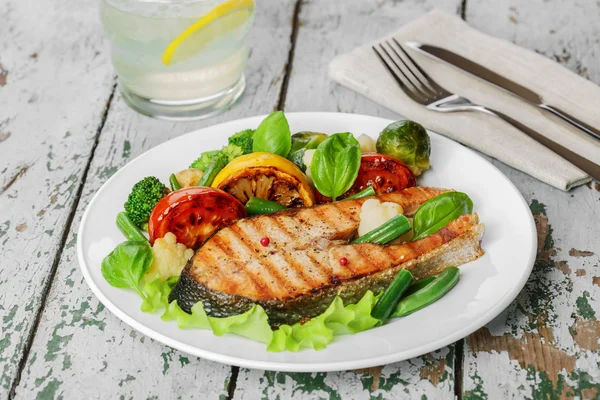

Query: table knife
left=405, top=41, right=600, bottom=141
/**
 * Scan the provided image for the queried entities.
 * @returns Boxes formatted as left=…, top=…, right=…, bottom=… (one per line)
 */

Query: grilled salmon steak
left=169, top=187, right=484, bottom=326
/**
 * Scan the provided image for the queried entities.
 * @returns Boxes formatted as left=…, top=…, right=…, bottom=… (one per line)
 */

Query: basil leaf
left=252, top=111, right=292, bottom=157
left=412, top=192, right=473, bottom=240
left=101, top=241, right=153, bottom=295
left=311, top=132, right=361, bottom=201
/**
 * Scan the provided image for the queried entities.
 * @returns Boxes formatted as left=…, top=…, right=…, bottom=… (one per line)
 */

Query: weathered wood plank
left=11, top=1, right=298, bottom=398
left=235, top=1, right=463, bottom=399
left=0, top=0, right=115, bottom=395
left=462, top=1, right=600, bottom=398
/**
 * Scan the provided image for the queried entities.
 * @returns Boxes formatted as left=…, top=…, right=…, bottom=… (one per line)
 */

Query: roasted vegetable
left=148, top=187, right=247, bottom=249
left=124, top=176, right=169, bottom=229
left=211, top=152, right=315, bottom=207
left=228, top=129, right=255, bottom=155
left=175, top=168, right=204, bottom=188
left=288, top=131, right=328, bottom=171
left=376, top=120, right=431, bottom=176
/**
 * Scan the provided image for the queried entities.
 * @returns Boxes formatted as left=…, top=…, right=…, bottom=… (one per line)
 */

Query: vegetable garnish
left=228, top=129, right=255, bottom=155
left=252, top=111, right=292, bottom=157
left=150, top=283, right=382, bottom=352
left=101, top=241, right=153, bottom=297
left=376, top=120, right=431, bottom=176
left=245, top=197, right=286, bottom=215
left=198, top=154, right=228, bottom=186
left=190, top=144, right=243, bottom=172
left=116, top=212, right=148, bottom=243
left=393, top=267, right=460, bottom=317
left=311, top=132, right=361, bottom=201
left=344, top=186, right=376, bottom=200
left=351, top=214, right=411, bottom=245
left=350, top=153, right=416, bottom=196
left=288, top=131, right=328, bottom=171
left=169, top=174, right=182, bottom=191
left=404, top=276, right=436, bottom=297
left=148, top=187, right=246, bottom=249
left=260, top=237, right=270, bottom=247
left=339, top=257, right=348, bottom=266
left=412, top=192, right=473, bottom=240
left=124, top=176, right=169, bottom=229
left=211, top=152, right=315, bottom=207
left=371, top=269, right=413, bottom=322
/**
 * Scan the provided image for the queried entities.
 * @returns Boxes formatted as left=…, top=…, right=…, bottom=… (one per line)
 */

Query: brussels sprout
left=288, top=131, right=328, bottom=171
left=376, top=120, right=431, bottom=176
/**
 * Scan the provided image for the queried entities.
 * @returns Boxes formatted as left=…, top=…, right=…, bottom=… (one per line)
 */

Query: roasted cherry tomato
left=148, top=187, right=246, bottom=249
left=316, top=153, right=416, bottom=203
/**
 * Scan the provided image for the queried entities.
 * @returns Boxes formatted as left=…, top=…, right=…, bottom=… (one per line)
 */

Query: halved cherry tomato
left=148, top=187, right=246, bottom=249
left=316, top=153, right=416, bottom=203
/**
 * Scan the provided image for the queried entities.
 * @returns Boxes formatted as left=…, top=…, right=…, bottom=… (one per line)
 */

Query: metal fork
left=372, top=38, right=600, bottom=181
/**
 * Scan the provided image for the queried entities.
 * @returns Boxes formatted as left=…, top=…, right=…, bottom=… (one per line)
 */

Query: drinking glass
left=100, top=0, right=255, bottom=120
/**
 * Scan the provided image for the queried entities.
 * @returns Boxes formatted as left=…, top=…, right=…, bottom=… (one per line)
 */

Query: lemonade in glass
left=100, top=0, right=255, bottom=120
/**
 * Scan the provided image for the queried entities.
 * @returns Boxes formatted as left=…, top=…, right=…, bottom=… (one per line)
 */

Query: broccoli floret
left=228, top=129, right=255, bottom=154
left=220, top=144, right=244, bottom=162
left=189, top=145, right=243, bottom=171
left=189, top=150, right=221, bottom=171
left=124, top=176, right=168, bottom=228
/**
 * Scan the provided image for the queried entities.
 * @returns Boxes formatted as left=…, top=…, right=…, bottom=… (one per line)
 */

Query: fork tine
left=372, top=44, right=424, bottom=103
left=384, top=40, right=436, bottom=96
left=392, top=38, right=445, bottom=94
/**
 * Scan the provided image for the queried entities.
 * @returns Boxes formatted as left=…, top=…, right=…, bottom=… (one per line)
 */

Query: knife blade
left=405, top=41, right=600, bottom=141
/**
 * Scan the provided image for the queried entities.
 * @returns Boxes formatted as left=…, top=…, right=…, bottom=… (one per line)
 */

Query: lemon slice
left=211, top=152, right=316, bottom=207
left=161, top=0, right=254, bottom=66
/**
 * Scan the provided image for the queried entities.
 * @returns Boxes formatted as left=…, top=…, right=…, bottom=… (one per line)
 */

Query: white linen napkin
left=329, top=9, right=600, bottom=190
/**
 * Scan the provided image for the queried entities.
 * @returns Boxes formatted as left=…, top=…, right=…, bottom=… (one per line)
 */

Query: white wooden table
left=1, top=0, right=599, bottom=398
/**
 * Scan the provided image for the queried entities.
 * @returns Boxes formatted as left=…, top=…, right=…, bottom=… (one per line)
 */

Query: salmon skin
left=169, top=187, right=484, bottom=326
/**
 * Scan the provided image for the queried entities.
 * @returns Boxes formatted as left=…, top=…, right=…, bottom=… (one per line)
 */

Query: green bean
left=404, top=276, right=436, bottom=296
left=392, top=267, right=460, bottom=317
left=371, top=269, right=413, bottom=322
left=345, top=186, right=376, bottom=200
left=245, top=197, right=286, bottom=215
left=350, top=215, right=411, bottom=245
left=198, top=156, right=227, bottom=186
left=116, top=212, right=148, bottom=242
left=169, top=174, right=181, bottom=191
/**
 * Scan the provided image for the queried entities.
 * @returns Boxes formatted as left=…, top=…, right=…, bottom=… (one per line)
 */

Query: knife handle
left=479, top=107, right=600, bottom=181
left=539, top=104, right=600, bottom=141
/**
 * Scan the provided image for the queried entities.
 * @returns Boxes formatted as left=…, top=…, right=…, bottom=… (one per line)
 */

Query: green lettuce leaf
left=136, top=272, right=381, bottom=352
left=139, top=276, right=178, bottom=313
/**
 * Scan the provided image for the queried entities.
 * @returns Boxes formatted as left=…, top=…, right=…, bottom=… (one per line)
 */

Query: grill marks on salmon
left=169, top=186, right=484, bottom=325
left=186, top=187, right=448, bottom=299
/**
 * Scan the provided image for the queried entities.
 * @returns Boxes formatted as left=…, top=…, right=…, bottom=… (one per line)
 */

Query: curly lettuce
left=141, top=278, right=381, bottom=352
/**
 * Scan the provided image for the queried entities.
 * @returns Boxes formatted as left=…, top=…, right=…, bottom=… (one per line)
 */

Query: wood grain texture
left=461, top=2, right=600, bottom=398
left=234, top=1, right=464, bottom=399
left=9, top=1, right=297, bottom=399
left=0, top=0, right=115, bottom=395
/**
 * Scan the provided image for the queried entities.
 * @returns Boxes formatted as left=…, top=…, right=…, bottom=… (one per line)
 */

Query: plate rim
left=77, top=111, right=537, bottom=372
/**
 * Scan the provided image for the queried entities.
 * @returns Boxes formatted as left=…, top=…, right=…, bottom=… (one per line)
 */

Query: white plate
left=78, top=112, right=536, bottom=372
